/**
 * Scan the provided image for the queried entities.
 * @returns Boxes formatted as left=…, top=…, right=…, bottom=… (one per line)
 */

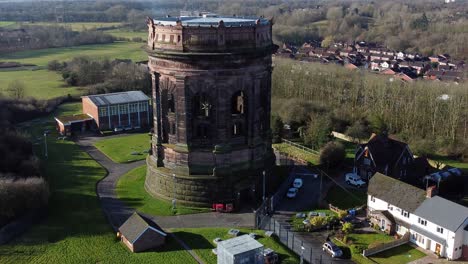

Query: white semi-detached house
left=367, top=173, right=468, bottom=260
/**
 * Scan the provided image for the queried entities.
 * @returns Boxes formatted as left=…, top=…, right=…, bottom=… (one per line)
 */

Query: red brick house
left=118, top=213, right=166, bottom=253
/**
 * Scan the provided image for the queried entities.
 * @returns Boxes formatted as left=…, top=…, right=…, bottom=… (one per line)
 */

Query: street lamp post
left=262, top=170, right=266, bottom=201
left=43, top=131, right=49, bottom=159
left=300, top=245, right=305, bottom=264
left=172, top=173, right=176, bottom=211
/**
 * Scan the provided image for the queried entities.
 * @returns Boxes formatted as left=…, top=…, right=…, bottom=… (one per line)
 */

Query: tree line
left=271, top=58, right=468, bottom=161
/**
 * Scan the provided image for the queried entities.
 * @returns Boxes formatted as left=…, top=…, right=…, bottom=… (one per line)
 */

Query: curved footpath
left=76, top=135, right=255, bottom=231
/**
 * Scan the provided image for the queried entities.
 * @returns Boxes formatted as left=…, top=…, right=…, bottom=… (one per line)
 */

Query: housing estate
left=55, top=91, right=151, bottom=135
left=368, top=173, right=468, bottom=260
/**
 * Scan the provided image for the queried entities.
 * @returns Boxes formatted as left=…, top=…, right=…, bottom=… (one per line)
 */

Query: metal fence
left=282, top=138, right=320, bottom=155
left=259, top=216, right=344, bottom=264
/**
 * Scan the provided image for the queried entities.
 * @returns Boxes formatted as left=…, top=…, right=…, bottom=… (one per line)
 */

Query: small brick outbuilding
left=118, top=212, right=166, bottom=253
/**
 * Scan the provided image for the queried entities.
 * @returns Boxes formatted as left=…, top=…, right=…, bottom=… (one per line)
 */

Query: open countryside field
left=0, top=21, right=17, bottom=27
left=94, top=133, right=150, bottom=163
left=26, top=22, right=124, bottom=31
left=117, top=165, right=211, bottom=216
left=172, top=228, right=299, bottom=264
left=0, top=42, right=147, bottom=66
left=1, top=103, right=196, bottom=264
left=0, top=69, right=83, bottom=99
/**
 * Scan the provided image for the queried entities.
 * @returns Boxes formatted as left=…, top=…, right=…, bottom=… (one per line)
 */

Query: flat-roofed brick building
left=82, top=91, right=151, bottom=131
left=55, top=91, right=151, bottom=135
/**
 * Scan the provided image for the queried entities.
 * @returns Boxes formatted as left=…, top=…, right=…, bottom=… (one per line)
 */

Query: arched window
left=168, top=93, right=175, bottom=113
left=193, top=93, right=211, bottom=117
left=232, top=122, right=243, bottom=136
left=231, top=91, right=246, bottom=115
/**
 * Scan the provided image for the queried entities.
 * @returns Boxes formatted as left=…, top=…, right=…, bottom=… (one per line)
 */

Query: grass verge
left=93, top=133, right=150, bottom=163
left=273, top=142, right=319, bottom=164
left=116, top=165, right=211, bottom=216
left=325, top=185, right=367, bottom=210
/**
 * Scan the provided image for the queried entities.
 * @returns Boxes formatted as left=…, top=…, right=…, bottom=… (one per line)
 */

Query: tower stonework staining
left=145, top=15, right=277, bottom=207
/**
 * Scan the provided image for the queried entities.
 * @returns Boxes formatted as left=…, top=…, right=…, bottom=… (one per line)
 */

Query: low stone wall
left=362, top=232, right=410, bottom=257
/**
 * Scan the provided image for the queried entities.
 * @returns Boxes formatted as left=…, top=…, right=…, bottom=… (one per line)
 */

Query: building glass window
left=401, top=210, right=410, bottom=218
left=437, top=227, right=444, bottom=234
left=371, top=196, right=375, bottom=202
left=99, top=107, right=108, bottom=117
left=119, top=104, right=128, bottom=114
left=110, top=105, right=118, bottom=115
left=418, top=218, right=427, bottom=226
left=231, top=91, right=246, bottom=115
left=129, top=103, right=138, bottom=113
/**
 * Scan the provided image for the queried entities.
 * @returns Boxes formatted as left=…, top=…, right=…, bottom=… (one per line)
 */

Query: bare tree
left=7, top=80, right=26, bottom=99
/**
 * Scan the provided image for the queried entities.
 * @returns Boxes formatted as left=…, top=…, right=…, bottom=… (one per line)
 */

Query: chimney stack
left=426, top=185, right=437, bottom=198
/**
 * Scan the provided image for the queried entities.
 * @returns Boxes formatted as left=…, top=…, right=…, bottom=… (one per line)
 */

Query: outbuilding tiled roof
left=368, top=173, right=426, bottom=212
left=83, top=91, right=149, bottom=107
left=119, top=213, right=166, bottom=244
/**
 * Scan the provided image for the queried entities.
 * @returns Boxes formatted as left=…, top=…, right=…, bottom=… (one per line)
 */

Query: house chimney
left=426, top=185, right=437, bottom=198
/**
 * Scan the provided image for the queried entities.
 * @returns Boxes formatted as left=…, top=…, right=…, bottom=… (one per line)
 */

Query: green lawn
left=370, top=244, right=426, bottom=264
left=0, top=69, right=83, bottom=99
left=94, top=133, right=151, bottom=163
left=325, top=185, right=367, bottom=210
left=1, top=103, right=195, bottom=264
left=116, top=165, right=211, bottom=216
left=0, top=21, right=17, bottom=27
left=27, top=22, right=123, bottom=31
left=273, top=142, right=319, bottom=165
left=104, top=29, right=147, bottom=40
left=0, top=42, right=147, bottom=66
left=172, top=228, right=299, bottom=264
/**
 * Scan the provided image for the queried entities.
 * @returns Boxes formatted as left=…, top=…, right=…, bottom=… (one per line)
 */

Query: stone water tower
left=145, top=14, right=277, bottom=207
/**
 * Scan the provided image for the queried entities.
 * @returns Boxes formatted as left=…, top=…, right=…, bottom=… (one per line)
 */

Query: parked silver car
left=322, top=241, right=343, bottom=258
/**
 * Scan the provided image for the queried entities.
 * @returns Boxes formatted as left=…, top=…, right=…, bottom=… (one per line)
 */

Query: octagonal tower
left=145, top=14, right=277, bottom=207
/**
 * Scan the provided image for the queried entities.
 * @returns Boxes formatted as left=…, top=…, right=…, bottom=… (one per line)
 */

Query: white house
left=367, top=173, right=468, bottom=260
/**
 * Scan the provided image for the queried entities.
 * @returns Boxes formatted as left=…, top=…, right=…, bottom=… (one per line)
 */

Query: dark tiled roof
left=362, top=134, right=409, bottom=169
left=119, top=213, right=166, bottom=243
left=368, top=173, right=426, bottom=212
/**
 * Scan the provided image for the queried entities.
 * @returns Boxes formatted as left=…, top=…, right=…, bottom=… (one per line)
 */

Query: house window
left=387, top=204, right=393, bottom=211
left=371, top=196, right=375, bottom=202
left=99, top=107, right=108, bottom=117
left=110, top=105, right=118, bottom=115
left=363, top=158, right=371, bottom=165
left=231, top=91, right=246, bottom=115
left=437, top=227, right=444, bottom=234
left=401, top=210, right=410, bottom=218
left=418, top=218, right=427, bottom=226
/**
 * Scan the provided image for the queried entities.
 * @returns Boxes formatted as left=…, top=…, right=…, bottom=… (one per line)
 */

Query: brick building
left=55, top=91, right=151, bottom=135
left=145, top=14, right=277, bottom=206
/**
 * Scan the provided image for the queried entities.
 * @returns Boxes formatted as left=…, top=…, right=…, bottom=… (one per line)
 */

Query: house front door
left=381, top=219, right=386, bottom=230
left=427, top=239, right=431, bottom=250
left=435, top=243, right=441, bottom=256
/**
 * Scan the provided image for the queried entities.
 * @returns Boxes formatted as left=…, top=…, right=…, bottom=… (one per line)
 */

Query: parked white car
left=286, top=187, right=298, bottom=198
left=322, top=241, right=343, bottom=258
left=345, top=173, right=366, bottom=188
left=293, top=178, right=303, bottom=188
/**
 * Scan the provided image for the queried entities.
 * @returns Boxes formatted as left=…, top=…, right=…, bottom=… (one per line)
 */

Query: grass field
left=273, top=142, right=320, bottom=165
left=0, top=21, right=17, bottom=27
left=117, top=165, right=211, bottom=216
left=0, top=103, right=196, bottom=264
left=172, top=228, right=299, bottom=264
left=0, top=42, right=147, bottom=66
left=27, top=22, right=123, bottom=31
left=104, top=29, right=147, bottom=40
left=94, top=133, right=150, bottom=163
left=325, top=185, right=367, bottom=209
left=0, top=69, right=83, bottom=99
left=370, top=244, right=426, bottom=264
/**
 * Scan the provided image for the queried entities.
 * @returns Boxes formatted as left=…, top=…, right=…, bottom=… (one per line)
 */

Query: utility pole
left=172, top=173, right=176, bottom=211
left=262, top=170, right=266, bottom=201
left=43, top=131, right=49, bottom=159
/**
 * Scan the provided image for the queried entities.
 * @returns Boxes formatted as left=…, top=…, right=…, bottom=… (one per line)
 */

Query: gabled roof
left=119, top=213, right=166, bottom=244
left=83, top=91, right=149, bottom=107
left=361, top=134, right=410, bottom=169
left=414, top=196, right=468, bottom=232
left=368, top=173, right=426, bottom=212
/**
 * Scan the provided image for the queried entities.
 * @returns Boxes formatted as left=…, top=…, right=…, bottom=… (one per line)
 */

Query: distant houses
left=276, top=40, right=466, bottom=83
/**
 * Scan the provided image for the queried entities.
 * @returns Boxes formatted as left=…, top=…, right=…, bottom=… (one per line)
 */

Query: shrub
left=342, top=222, right=354, bottom=234
left=350, top=244, right=366, bottom=255
left=319, top=141, right=345, bottom=168
left=337, top=210, right=348, bottom=219
left=0, top=177, right=49, bottom=218
left=310, top=216, right=326, bottom=228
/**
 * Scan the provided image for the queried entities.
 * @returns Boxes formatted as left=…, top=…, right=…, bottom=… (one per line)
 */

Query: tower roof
left=153, top=16, right=270, bottom=27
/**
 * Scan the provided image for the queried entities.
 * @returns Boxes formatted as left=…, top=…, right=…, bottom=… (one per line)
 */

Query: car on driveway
left=286, top=187, right=298, bottom=198
left=345, top=173, right=366, bottom=188
left=322, top=241, right=343, bottom=258
left=293, top=178, right=303, bottom=188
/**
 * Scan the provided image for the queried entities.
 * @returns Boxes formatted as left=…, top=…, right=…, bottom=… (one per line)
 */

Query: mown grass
left=0, top=42, right=147, bottom=66
left=370, top=244, right=426, bottom=264
left=0, top=21, right=17, bottom=27
left=325, top=185, right=367, bottom=210
left=0, top=103, right=196, bottom=264
left=0, top=69, right=83, bottom=99
left=104, top=29, right=147, bottom=40
left=273, top=142, right=319, bottom=164
left=27, top=22, right=123, bottom=31
left=94, top=133, right=150, bottom=163
left=116, top=165, right=211, bottom=216
left=172, top=228, right=299, bottom=264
